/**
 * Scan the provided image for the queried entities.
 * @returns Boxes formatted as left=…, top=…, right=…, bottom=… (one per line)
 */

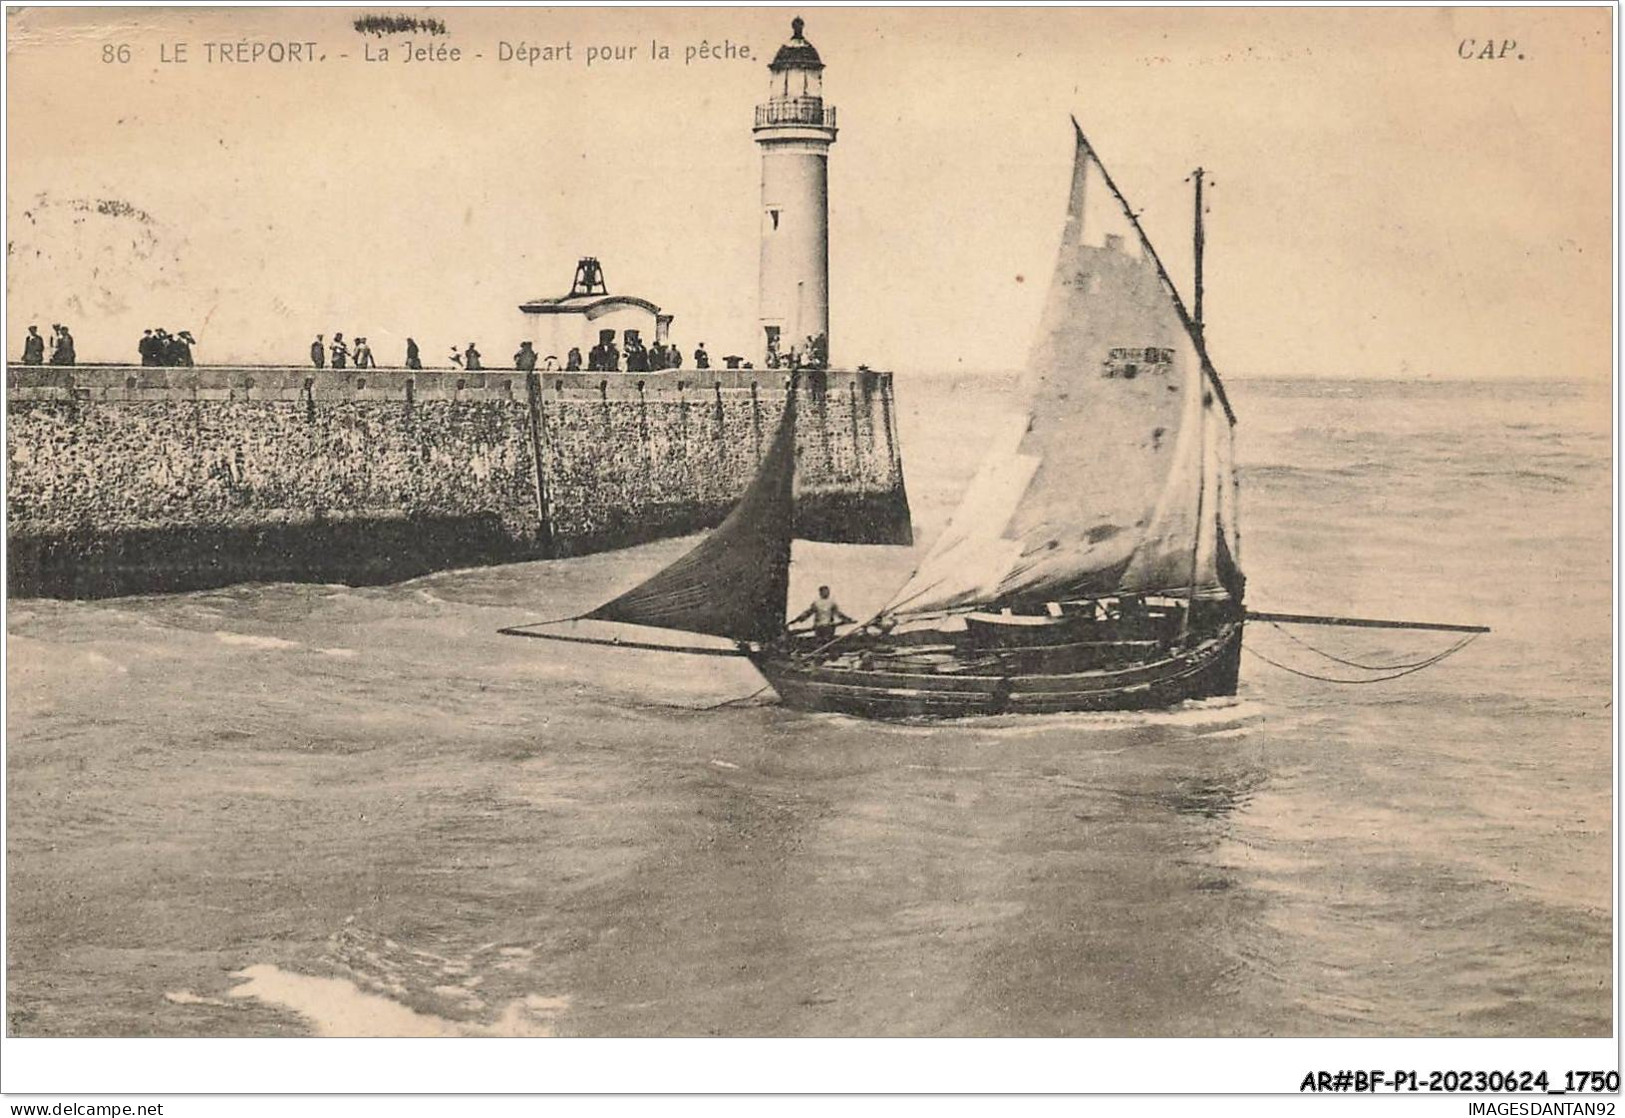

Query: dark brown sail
left=584, top=381, right=799, bottom=644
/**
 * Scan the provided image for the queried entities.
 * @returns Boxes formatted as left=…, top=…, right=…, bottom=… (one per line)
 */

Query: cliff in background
left=6, top=366, right=911, bottom=598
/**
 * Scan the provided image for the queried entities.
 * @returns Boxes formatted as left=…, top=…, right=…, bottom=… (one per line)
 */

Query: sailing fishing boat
left=504, top=122, right=1484, bottom=719
left=747, top=123, right=1245, bottom=717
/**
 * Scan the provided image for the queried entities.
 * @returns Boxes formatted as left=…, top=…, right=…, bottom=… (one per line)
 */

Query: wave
left=213, top=630, right=302, bottom=651
left=226, top=964, right=568, bottom=1038
left=789, top=697, right=1270, bottom=737
left=969, top=697, right=1269, bottom=736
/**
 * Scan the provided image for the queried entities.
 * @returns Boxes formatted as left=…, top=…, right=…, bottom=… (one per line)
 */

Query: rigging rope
left=497, top=613, right=750, bottom=657
left=503, top=610, right=590, bottom=632
left=1242, top=632, right=1480, bottom=684
left=1265, top=620, right=1465, bottom=672
left=695, top=685, right=773, bottom=711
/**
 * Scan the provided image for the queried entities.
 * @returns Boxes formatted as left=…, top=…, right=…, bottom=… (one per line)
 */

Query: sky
left=5, top=6, right=1614, bottom=379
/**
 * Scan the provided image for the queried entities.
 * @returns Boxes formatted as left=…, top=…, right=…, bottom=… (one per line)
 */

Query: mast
left=1180, top=167, right=1209, bottom=643
left=1190, top=167, right=1207, bottom=344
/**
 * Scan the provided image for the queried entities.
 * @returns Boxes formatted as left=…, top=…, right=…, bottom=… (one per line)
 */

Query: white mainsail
left=885, top=124, right=1239, bottom=618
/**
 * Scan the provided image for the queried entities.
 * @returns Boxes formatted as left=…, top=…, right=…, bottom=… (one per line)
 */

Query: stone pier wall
left=6, top=365, right=912, bottom=598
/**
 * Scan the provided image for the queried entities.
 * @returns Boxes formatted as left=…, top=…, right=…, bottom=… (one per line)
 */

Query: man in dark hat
left=623, top=330, right=647, bottom=373
left=48, top=324, right=76, bottom=366
left=589, top=330, right=618, bottom=372
left=694, top=343, right=711, bottom=370
left=139, top=329, right=158, bottom=366
left=172, top=331, right=195, bottom=367
left=21, top=325, right=44, bottom=365
left=464, top=342, right=482, bottom=371
left=514, top=341, right=538, bottom=371
left=566, top=346, right=583, bottom=371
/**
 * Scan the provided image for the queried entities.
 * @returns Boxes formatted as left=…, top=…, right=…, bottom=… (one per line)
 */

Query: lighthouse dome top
left=768, top=16, right=824, bottom=72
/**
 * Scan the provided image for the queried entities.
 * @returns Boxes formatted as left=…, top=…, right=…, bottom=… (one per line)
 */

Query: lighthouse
left=754, top=16, right=837, bottom=369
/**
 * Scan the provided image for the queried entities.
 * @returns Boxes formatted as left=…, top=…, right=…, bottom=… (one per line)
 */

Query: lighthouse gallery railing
left=754, top=98, right=837, bottom=129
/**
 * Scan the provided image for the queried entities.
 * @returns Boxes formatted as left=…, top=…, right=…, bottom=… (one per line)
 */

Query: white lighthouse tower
left=754, top=16, right=837, bottom=370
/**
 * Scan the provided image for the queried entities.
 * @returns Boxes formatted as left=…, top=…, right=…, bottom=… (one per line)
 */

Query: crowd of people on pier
left=584, top=329, right=710, bottom=373
left=764, top=332, right=828, bottom=371
left=139, top=328, right=196, bottom=366
left=16, top=324, right=203, bottom=367
left=15, top=324, right=205, bottom=367
left=18, top=324, right=79, bottom=366
left=309, top=333, right=385, bottom=370
left=295, top=328, right=721, bottom=375
left=15, top=323, right=791, bottom=375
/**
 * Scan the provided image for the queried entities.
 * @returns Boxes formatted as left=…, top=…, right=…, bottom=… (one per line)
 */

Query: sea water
left=5, top=375, right=1611, bottom=1037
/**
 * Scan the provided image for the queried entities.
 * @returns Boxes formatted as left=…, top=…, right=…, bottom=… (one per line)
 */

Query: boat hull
left=748, top=621, right=1243, bottom=720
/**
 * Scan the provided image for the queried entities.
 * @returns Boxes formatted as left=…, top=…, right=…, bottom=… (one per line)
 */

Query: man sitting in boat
left=790, top=586, right=855, bottom=644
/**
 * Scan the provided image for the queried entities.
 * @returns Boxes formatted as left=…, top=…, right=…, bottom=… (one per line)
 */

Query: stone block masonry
left=6, top=365, right=912, bottom=599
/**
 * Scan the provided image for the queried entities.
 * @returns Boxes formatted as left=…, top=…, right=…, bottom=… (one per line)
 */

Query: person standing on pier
left=310, top=335, right=326, bottom=369
left=694, top=343, right=710, bottom=370
left=514, top=341, right=538, bottom=371
left=405, top=338, right=421, bottom=370
left=624, top=333, right=648, bottom=373
left=464, top=343, right=482, bottom=371
left=566, top=346, right=583, bottom=371
left=171, top=331, right=195, bottom=367
left=20, top=325, right=44, bottom=365
left=139, top=329, right=159, bottom=365
left=48, top=324, right=76, bottom=366
left=353, top=337, right=376, bottom=369
left=588, top=331, right=618, bottom=372
left=330, top=334, right=349, bottom=370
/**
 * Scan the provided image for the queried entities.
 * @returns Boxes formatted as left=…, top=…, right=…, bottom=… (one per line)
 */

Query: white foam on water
left=317, top=647, right=358, bottom=658
left=164, top=990, right=230, bottom=1007
left=229, top=965, right=456, bottom=1036
left=491, top=995, right=571, bottom=1036
left=213, top=631, right=302, bottom=651
left=969, top=698, right=1269, bottom=739
left=82, top=651, right=128, bottom=674
left=794, top=697, right=1268, bottom=739
left=227, top=964, right=569, bottom=1037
